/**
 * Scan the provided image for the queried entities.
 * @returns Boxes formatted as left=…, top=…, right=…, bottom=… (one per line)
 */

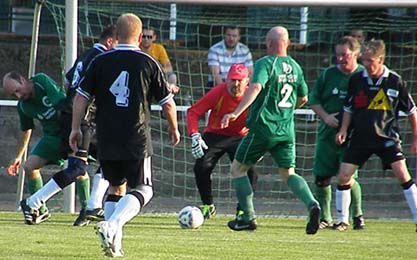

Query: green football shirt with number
left=246, top=55, right=308, bottom=140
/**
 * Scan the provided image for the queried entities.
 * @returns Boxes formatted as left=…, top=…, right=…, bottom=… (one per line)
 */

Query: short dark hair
left=337, top=36, right=361, bottom=53
left=99, top=24, right=117, bottom=40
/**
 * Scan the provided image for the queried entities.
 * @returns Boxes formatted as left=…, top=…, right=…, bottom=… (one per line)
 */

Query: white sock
left=335, top=188, right=351, bottom=224
left=108, top=194, right=141, bottom=229
left=104, top=201, right=117, bottom=220
left=403, top=184, right=417, bottom=223
left=28, top=179, right=62, bottom=209
left=87, top=173, right=109, bottom=209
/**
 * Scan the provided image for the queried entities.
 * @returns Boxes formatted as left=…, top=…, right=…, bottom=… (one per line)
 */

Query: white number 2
left=109, top=71, right=130, bottom=107
left=277, top=83, right=293, bottom=108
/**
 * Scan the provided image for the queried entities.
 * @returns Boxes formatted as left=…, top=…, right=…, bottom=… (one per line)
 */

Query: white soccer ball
left=178, top=205, right=204, bottom=229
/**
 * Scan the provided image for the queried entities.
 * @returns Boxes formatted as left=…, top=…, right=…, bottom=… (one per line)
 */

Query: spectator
left=207, top=26, right=253, bottom=92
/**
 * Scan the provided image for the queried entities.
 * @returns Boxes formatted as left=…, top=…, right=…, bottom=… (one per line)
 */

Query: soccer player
left=335, top=39, right=417, bottom=232
left=1, top=72, right=74, bottom=225
left=12, top=25, right=118, bottom=227
left=221, top=26, right=321, bottom=234
left=186, top=63, right=258, bottom=219
left=70, top=13, right=180, bottom=257
left=207, top=26, right=253, bottom=91
left=64, top=25, right=117, bottom=225
left=309, top=36, right=365, bottom=230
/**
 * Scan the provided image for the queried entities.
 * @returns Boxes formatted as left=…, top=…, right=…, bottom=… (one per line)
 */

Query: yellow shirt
left=143, top=43, right=170, bottom=66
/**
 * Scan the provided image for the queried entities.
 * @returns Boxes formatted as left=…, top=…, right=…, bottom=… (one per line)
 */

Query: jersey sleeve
left=34, top=73, right=66, bottom=107
left=77, top=59, right=97, bottom=101
left=148, top=59, right=173, bottom=106
left=17, top=104, right=34, bottom=131
left=397, top=80, right=417, bottom=115
left=155, top=44, right=170, bottom=66
left=308, top=70, right=326, bottom=106
left=186, top=86, right=219, bottom=136
left=251, top=59, right=269, bottom=87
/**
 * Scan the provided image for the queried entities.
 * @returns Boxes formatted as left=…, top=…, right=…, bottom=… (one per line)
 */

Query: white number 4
left=109, top=71, right=130, bottom=107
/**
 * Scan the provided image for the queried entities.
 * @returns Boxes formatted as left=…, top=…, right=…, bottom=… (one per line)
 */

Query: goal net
left=29, top=1, right=417, bottom=217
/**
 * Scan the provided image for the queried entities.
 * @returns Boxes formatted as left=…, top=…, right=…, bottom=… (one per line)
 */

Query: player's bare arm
left=69, top=93, right=89, bottom=152
left=8, top=129, right=32, bottom=176
left=296, top=95, right=308, bottom=108
left=310, top=104, right=339, bottom=128
left=162, top=98, right=180, bottom=146
left=221, top=82, right=261, bottom=128
left=335, top=111, right=352, bottom=145
left=408, top=111, right=417, bottom=154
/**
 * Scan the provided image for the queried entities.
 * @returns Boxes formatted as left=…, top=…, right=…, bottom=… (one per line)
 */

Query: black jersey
left=77, top=44, right=174, bottom=160
left=344, top=66, right=416, bottom=148
left=62, top=43, right=108, bottom=113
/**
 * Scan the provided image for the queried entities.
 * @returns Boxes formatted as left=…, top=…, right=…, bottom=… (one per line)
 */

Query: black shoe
left=20, top=199, right=38, bottom=225
left=353, top=215, right=365, bottom=230
left=319, top=219, right=332, bottom=229
left=227, top=216, right=257, bottom=231
left=332, top=222, right=349, bottom=231
left=73, top=209, right=90, bottom=227
left=85, top=208, right=105, bottom=221
left=306, top=204, right=321, bottom=235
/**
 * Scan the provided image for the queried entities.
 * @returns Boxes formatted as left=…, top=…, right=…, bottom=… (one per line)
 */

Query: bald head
left=266, top=26, right=290, bottom=56
left=116, top=13, right=142, bottom=45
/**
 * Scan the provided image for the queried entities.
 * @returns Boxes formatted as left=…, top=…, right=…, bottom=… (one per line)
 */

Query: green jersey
left=18, top=73, right=66, bottom=136
left=308, top=65, right=364, bottom=141
left=246, top=55, right=308, bottom=139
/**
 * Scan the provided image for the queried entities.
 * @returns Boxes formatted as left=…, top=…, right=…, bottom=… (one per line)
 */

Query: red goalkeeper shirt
left=187, top=82, right=249, bottom=137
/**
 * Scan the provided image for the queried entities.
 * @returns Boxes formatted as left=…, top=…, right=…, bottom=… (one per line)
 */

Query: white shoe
left=95, top=221, right=119, bottom=257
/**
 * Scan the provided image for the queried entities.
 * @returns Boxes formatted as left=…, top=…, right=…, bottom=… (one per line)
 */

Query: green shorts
left=31, top=135, right=65, bottom=167
left=235, top=132, right=295, bottom=168
left=313, top=138, right=358, bottom=178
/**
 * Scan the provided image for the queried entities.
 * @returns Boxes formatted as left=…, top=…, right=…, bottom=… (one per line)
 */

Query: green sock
left=287, top=174, right=318, bottom=209
left=232, top=176, right=255, bottom=222
left=27, top=176, right=43, bottom=194
left=350, top=180, right=363, bottom=217
left=76, top=176, right=90, bottom=209
left=315, top=184, right=332, bottom=222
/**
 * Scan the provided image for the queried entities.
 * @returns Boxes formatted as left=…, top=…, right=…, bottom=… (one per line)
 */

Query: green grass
left=0, top=212, right=416, bottom=260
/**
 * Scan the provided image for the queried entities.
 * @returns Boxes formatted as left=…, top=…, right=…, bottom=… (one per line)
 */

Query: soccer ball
left=178, top=206, right=204, bottom=229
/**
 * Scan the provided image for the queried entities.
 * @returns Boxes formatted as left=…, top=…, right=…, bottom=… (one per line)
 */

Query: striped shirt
left=207, top=40, right=253, bottom=83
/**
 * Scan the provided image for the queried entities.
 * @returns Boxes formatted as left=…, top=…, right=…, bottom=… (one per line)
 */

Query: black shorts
left=100, top=157, right=153, bottom=189
left=343, top=142, right=405, bottom=169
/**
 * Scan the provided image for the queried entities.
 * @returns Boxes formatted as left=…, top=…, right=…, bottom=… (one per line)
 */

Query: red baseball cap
left=227, top=64, right=249, bottom=80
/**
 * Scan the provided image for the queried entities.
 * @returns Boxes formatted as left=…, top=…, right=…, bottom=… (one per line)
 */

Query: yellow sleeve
left=152, top=43, right=170, bottom=66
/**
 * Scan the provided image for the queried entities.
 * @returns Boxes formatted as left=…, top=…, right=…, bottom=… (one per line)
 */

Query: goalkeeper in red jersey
left=186, top=64, right=258, bottom=219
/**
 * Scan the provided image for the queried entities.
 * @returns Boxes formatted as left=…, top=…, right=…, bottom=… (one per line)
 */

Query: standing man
left=2, top=72, right=65, bottom=224
left=309, top=36, right=365, bottom=230
left=187, top=64, right=258, bottom=219
left=64, top=24, right=117, bottom=225
left=207, top=26, right=253, bottom=91
left=335, top=39, right=417, bottom=232
left=70, top=13, right=180, bottom=257
left=221, top=26, right=320, bottom=234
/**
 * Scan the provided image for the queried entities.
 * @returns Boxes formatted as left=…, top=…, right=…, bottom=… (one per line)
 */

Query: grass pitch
left=0, top=212, right=416, bottom=260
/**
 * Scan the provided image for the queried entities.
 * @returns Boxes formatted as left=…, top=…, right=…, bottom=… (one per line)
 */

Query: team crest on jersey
left=42, top=96, right=53, bottom=107
left=368, top=89, right=391, bottom=111
left=353, top=90, right=368, bottom=108
left=282, top=62, right=293, bottom=74
left=387, top=88, right=399, bottom=98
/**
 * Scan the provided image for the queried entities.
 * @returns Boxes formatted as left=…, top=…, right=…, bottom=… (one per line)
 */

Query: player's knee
left=64, top=157, right=87, bottom=180
left=131, top=185, right=153, bottom=207
left=315, top=176, right=332, bottom=187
